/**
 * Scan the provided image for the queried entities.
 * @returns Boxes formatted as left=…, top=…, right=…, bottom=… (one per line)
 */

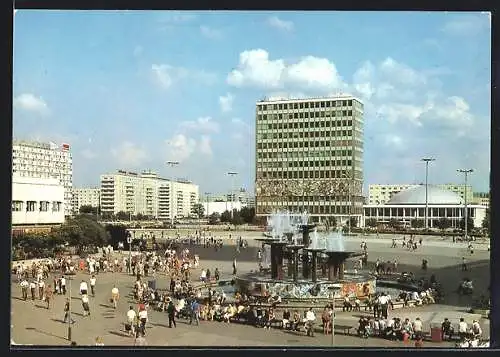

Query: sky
left=12, top=10, right=491, bottom=195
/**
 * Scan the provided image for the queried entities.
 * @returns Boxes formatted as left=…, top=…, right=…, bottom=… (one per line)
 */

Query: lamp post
left=227, top=172, right=238, bottom=221
left=205, top=192, right=211, bottom=219
left=421, top=158, right=435, bottom=230
left=327, top=286, right=339, bottom=346
left=67, top=276, right=73, bottom=341
left=457, top=169, right=473, bottom=241
left=166, top=161, right=179, bottom=227
left=127, top=231, right=132, bottom=275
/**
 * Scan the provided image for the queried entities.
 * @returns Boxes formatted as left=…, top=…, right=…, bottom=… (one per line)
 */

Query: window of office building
left=26, top=201, right=36, bottom=212
left=52, top=201, right=62, bottom=212
left=40, top=201, right=50, bottom=212
left=12, top=201, right=23, bottom=212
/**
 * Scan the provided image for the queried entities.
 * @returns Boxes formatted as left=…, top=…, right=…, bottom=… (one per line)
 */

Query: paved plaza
left=11, top=232, right=490, bottom=347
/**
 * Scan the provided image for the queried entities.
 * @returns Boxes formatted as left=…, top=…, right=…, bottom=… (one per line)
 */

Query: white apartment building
left=203, top=201, right=245, bottom=216
left=100, top=170, right=199, bottom=220
left=72, top=187, right=101, bottom=214
left=12, top=140, right=73, bottom=216
left=12, top=176, right=65, bottom=226
left=472, top=192, right=489, bottom=207
left=368, top=184, right=473, bottom=205
left=204, top=188, right=255, bottom=208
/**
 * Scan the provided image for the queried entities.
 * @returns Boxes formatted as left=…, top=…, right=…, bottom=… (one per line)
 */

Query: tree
left=239, top=206, right=256, bottom=224
left=57, top=216, right=110, bottom=254
left=366, top=218, right=378, bottom=228
left=116, top=211, right=130, bottom=221
left=388, top=218, right=399, bottom=229
left=349, top=216, right=358, bottom=229
left=220, top=210, right=232, bottom=223
left=436, top=217, right=451, bottom=231
left=459, top=217, right=474, bottom=231
left=79, top=205, right=99, bottom=215
left=101, top=212, right=115, bottom=220
left=231, top=209, right=245, bottom=225
left=411, top=219, right=424, bottom=229
left=482, top=208, right=490, bottom=231
left=325, top=216, right=337, bottom=231
left=208, top=212, right=220, bottom=225
left=191, top=203, right=205, bottom=218
left=105, top=224, right=128, bottom=248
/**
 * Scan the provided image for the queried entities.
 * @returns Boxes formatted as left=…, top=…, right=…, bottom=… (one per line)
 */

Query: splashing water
left=325, top=230, right=346, bottom=252
left=266, top=210, right=309, bottom=243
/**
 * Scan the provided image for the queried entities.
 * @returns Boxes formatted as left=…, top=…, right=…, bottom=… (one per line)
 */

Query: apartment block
left=72, top=187, right=101, bottom=214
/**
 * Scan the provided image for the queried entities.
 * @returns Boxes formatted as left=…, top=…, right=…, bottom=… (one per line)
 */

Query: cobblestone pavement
left=11, top=232, right=490, bottom=347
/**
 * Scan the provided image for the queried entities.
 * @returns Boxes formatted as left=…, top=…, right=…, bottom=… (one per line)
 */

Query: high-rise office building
left=12, top=140, right=73, bottom=216
left=100, top=170, right=199, bottom=220
left=254, top=95, right=364, bottom=224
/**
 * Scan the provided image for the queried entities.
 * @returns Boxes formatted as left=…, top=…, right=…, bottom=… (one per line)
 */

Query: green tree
left=191, top=203, right=205, bottom=218
left=459, top=217, right=474, bottom=230
left=105, top=224, right=128, bottom=248
left=366, top=218, right=378, bottom=228
left=79, top=205, right=99, bottom=215
left=116, top=211, right=130, bottom=221
left=239, top=206, right=256, bottom=224
left=231, top=209, right=245, bottom=225
left=436, top=217, right=451, bottom=231
left=388, top=218, right=400, bottom=229
left=58, top=216, right=110, bottom=254
left=208, top=212, right=220, bottom=225
left=482, top=208, right=490, bottom=231
left=411, top=219, right=424, bottom=229
left=220, top=210, right=232, bottom=223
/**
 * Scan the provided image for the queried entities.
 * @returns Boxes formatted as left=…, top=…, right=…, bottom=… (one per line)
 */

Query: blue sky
left=12, top=10, right=491, bottom=194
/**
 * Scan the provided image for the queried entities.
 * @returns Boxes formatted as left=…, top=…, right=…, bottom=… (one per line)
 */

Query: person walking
left=44, top=284, right=53, bottom=309
left=38, top=280, right=45, bottom=300
left=90, top=275, right=96, bottom=296
left=82, top=294, right=90, bottom=316
left=126, top=306, right=136, bottom=337
left=111, top=285, right=120, bottom=309
left=20, top=278, right=29, bottom=301
left=167, top=299, right=176, bottom=328
left=138, top=306, right=148, bottom=336
left=189, top=299, right=200, bottom=326
left=61, top=276, right=67, bottom=295
left=63, top=298, right=75, bottom=324
left=79, top=280, right=88, bottom=295
left=29, top=281, right=37, bottom=301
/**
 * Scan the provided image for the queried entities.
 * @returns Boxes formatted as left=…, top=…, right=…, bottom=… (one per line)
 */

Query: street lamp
left=67, top=276, right=73, bottom=341
left=166, top=161, right=179, bottom=226
left=227, top=172, right=238, bottom=221
left=327, top=286, right=340, bottom=346
left=457, top=169, right=473, bottom=241
left=127, top=231, right=132, bottom=275
left=204, top=192, right=211, bottom=219
left=421, top=158, right=435, bottom=230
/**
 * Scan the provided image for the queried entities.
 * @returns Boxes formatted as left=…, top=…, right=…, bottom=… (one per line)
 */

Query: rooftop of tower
left=256, top=94, right=363, bottom=105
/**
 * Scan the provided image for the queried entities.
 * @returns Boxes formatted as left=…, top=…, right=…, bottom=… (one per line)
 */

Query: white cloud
left=165, top=134, right=197, bottom=162
left=200, top=25, right=222, bottom=39
left=266, top=16, right=294, bottom=32
left=13, top=93, right=49, bottom=115
left=219, top=93, right=234, bottom=112
left=227, top=49, right=345, bottom=92
left=198, top=135, right=213, bottom=156
left=179, top=117, right=220, bottom=133
left=379, top=57, right=426, bottom=86
left=111, top=141, right=148, bottom=167
left=442, top=14, right=490, bottom=36
left=151, top=64, right=216, bottom=89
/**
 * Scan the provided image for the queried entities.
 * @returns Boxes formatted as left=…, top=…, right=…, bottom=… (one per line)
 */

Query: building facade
left=71, top=187, right=101, bottom=214
left=472, top=192, right=489, bottom=207
left=100, top=170, right=199, bottom=220
left=255, top=96, right=364, bottom=224
left=363, top=185, right=486, bottom=229
left=12, top=140, right=73, bottom=216
left=368, top=183, right=474, bottom=205
left=12, top=176, right=65, bottom=226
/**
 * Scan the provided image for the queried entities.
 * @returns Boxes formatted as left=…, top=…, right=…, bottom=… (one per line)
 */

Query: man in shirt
left=471, top=320, right=482, bottom=338
left=89, top=275, right=96, bottom=296
left=20, top=279, right=29, bottom=301
left=305, top=308, right=316, bottom=337
left=61, top=276, right=67, bottom=295
left=412, top=317, right=423, bottom=339
left=378, top=293, right=389, bottom=319
left=126, top=306, right=137, bottom=336
left=138, top=306, right=148, bottom=336
left=63, top=298, right=75, bottom=324
left=82, top=294, right=90, bottom=316
left=189, top=300, right=200, bottom=326
left=458, top=318, right=468, bottom=340
left=29, top=281, right=37, bottom=301
left=441, top=318, right=454, bottom=340
left=38, top=280, right=45, bottom=300
left=44, top=284, right=53, bottom=309
left=111, top=286, right=120, bottom=309
left=79, top=280, right=88, bottom=295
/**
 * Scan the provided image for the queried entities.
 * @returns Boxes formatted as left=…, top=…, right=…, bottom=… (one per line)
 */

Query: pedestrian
left=126, top=306, right=136, bottom=336
left=82, top=294, right=90, bottom=316
left=167, top=299, right=176, bottom=328
left=63, top=298, right=75, bottom=324
left=214, top=267, right=220, bottom=281
left=20, top=278, right=29, bottom=301
left=138, top=305, right=148, bottom=336
left=461, top=257, right=467, bottom=272
left=90, top=275, right=96, bottom=296
left=61, top=276, right=67, bottom=295
left=44, top=284, right=53, bottom=309
left=29, top=281, right=37, bottom=300
left=232, top=258, right=237, bottom=275
left=189, top=299, right=200, bottom=326
left=79, top=280, right=88, bottom=295
left=111, top=285, right=120, bottom=309
left=38, top=280, right=45, bottom=300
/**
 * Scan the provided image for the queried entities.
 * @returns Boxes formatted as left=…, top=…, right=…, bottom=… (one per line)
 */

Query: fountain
left=236, top=211, right=376, bottom=303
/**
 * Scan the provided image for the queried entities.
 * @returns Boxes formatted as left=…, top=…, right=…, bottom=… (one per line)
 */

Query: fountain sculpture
left=236, top=211, right=376, bottom=302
